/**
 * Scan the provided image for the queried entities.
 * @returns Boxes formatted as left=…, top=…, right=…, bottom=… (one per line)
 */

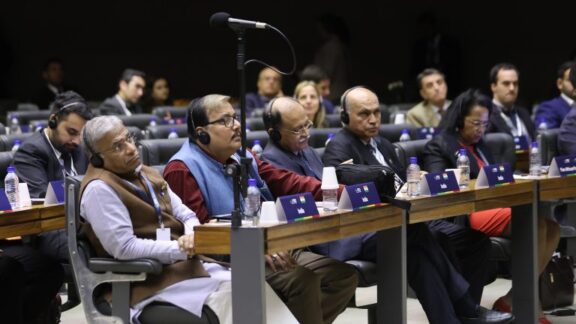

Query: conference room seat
left=539, top=128, right=560, bottom=166
left=246, top=130, right=269, bottom=149
left=65, top=176, right=219, bottom=324
left=247, top=117, right=265, bottom=131
left=379, top=124, right=417, bottom=144
left=5, top=110, right=51, bottom=130
left=325, top=114, right=342, bottom=128
left=138, top=138, right=187, bottom=166
left=0, top=133, right=35, bottom=151
left=0, top=151, right=14, bottom=180
left=309, top=128, right=340, bottom=148
left=118, top=114, right=159, bottom=130
left=151, top=106, right=188, bottom=121
left=146, top=124, right=188, bottom=139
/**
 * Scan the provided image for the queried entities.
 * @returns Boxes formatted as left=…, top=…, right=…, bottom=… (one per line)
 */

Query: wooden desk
left=195, top=204, right=405, bottom=324
left=0, top=204, right=65, bottom=239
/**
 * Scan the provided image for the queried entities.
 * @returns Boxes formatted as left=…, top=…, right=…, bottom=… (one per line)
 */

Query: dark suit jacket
left=558, top=107, right=576, bottom=155
left=13, top=132, right=88, bottom=198
left=487, top=105, right=535, bottom=140
left=99, top=96, right=142, bottom=115
left=535, top=96, right=573, bottom=129
left=422, top=132, right=495, bottom=179
left=323, top=128, right=406, bottom=181
left=261, top=141, right=323, bottom=180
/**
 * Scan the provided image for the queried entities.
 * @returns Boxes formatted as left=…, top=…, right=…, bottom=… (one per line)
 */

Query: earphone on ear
left=188, top=98, right=211, bottom=145
left=263, top=98, right=281, bottom=142
left=48, top=102, right=81, bottom=129
left=340, top=86, right=369, bottom=125
left=82, top=129, right=104, bottom=168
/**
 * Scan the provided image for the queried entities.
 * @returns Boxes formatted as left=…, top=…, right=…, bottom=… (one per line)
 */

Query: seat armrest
left=346, top=260, right=378, bottom=287
left=89, top=258, right=162, bottom=275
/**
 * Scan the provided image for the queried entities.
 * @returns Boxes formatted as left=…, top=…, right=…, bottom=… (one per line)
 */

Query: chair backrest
left=246, top=130, right=269, bottom=149
left=483, top=133, right=516, bottom=167
left=126, top=126, right=146, bottom=144
left=539, top=128, right=560, bottom=165
left=247, top=117, right=265, bottom=131
left=151, top=106, right=188, bottom=121
left=0, top=151, right=14, bottom=180
left=118, top=114, right=159, bottom=130
left=17, top=102, right=40, bottom=111
left=138, top=138, right=187, bottom=166
left=5, top=110, right=51, bottom=128
left=314, top=147, right=325, bottom=160
left=393, top=139, right=430, bottom=170
left=0, top=133, right=35, bottom=151
left=325, top=114, right=342, bottom=128
left=147, top=124, right=188, bottom=139
left=379, top=124, right=417, bottom=143
left=309, top=128, right=341, bottom=148
left=0, top=123, right=6, bottom=135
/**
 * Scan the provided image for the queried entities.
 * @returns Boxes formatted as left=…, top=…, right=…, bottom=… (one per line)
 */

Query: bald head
left=343, top=87, right=381, bottom=141
left=265, top=96, right=311, bottom=152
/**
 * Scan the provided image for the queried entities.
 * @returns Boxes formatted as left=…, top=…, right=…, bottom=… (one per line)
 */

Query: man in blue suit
left=261, top=97, right=323, bottom=179
left=535, top=61, right=574, bottom=129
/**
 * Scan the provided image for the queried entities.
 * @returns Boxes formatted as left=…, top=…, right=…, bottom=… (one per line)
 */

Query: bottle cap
left=248, top=178, right=257, bottom=187
left=409, top=156, right=417, bottom=164
left=459, top=148, right=466, bottom=155
left=402, top=128, right=409, bottom=134
left=7, top=166, right=14, bottom=173
left=531, top=141, right=538, bottom=148
left=327, top=133, right=334, bottom=138
left=170, top=128, right=176, bottom=132
left=254, top=140, right=260, bottom=145
left=321, top=167, right=339, bottom=190
left=14, top=139, right=21, bottom=145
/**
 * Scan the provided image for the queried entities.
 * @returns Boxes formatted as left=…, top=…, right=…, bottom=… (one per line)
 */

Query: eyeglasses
left=101, top=133, right=136, bottom=154
left=282, top=120, right=313, bottom=136
left=207, top=114, right=238, bottom=129
left=466, top=119, right=490, bottom=130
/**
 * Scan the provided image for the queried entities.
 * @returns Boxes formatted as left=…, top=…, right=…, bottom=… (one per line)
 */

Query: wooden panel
left=0, top=222, right=42, bottom=238
left=266, top=227, right=341, bottom=254
left=409, top=202, right=474, bottom=223
left=194, top=226, right=231, bottom=254
left=473, top=180, right=533, bottom=200
left=539, top=176, right=576, bottom=200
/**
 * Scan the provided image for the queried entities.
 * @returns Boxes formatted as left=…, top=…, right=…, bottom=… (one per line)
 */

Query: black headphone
left=340, top=86, right=374, bottom=125
left=188, top=98, right=211, bottom=145
left=82, top=129, right=104, bottom=168
left=48, top=102, right=81, bottom=129
left=263, top=98, right=282, bottom=142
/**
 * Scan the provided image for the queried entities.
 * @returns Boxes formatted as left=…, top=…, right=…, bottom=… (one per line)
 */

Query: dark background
left=0, top=0, right=574, bottom=109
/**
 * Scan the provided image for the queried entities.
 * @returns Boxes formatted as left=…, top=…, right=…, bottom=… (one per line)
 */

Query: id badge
left=156, top=227, right=171, bottom=241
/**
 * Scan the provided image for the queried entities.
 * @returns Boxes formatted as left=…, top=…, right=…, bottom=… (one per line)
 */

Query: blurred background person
left=293, top=81, right=328, bottom=128
left=245, top=67, right=284, bottom=116
left=141, top=75, right=173, bottom=113
left=299, top=64, right=335, bottom=113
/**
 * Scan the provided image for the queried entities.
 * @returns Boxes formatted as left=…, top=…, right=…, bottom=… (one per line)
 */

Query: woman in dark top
left=423, top=89, right=559, bottom=324
left=141, top=76, right=173, bottom=113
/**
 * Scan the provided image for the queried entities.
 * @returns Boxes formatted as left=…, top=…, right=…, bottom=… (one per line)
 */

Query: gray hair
left=82, top=116, right=124, bottom=156
left=202, top=94, right=231, bottom=116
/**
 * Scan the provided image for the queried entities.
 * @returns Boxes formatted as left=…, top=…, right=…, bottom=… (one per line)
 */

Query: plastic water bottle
left=325, top=133, right=334, bottom=146
left=167, top=128, right=179, bottom=139
left=457, top=149, right=470, bottom=189
left=149, top=118, right=157, bottom=127
left=399, top=128, right=411, bottom=142
left=406, top=156, right=420, bottom=197
left=536, top=119, right=547, bottom=150
left=244, top=178, right=260, bottom=226
left=11, top=139, right=21, bottom=153
left=252, top=140, right=263, bottom=158
left=4, top=166, right=20, bottom=210
left=529, top=141, right=541, bottom=177
left=9, top=115, right=21, bottom=135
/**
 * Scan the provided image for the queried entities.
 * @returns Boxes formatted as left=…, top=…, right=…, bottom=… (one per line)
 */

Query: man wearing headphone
left=260, top=97, right=323, bottom=179
left=322, top=86, right=513, bottom=324
left=164, top=94, right=357, bottom=324
left=13, top=91, right=93, bottom=262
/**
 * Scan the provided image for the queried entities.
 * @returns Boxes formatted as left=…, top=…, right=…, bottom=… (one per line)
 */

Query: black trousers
left=0, top=244, right=64, bottom=324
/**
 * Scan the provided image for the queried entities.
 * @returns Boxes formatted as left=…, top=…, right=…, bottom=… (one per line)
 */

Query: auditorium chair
left=0, top=133, right=35, bottom=151
left=247, top=117, right=265, bottom=131
left=151, top=106, right=188, bottom=121
left=118, top=114, right=159, bottom=130
left=5, top=110, right=51, bottom=129
left=379, top=124, right=417, bottom=144
left=246, top=130, right=269, bottom=149
left=539, top=128, right=560, bottom=165
left=325, top=114, right=342, bottom=128
left=138, top=138, right=187, bottom=166
left=0, top=151, right=14, bottom=180
left=65, top=176, right=219, bottom=324
left=146, top=124, right=188, bottom=139
left=309, top=128, right=341, bottom=148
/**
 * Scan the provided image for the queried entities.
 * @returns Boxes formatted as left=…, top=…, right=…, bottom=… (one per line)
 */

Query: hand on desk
left=265, top=251, right=297, bottom=272
left=178, top=234, right=195, bottom=256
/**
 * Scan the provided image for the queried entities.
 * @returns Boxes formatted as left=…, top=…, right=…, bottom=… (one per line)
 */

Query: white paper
left=475, top=168, right=489, bottom=189
left=44, top=182, right=58, bottom=205
left=18, top=183, right=32, bottom=208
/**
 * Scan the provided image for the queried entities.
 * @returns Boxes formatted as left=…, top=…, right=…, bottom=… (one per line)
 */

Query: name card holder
left=548, top=155, right=576, bottom=177
left=420, top=171, right=460, bottom=196
left=338, top=182, right=382, bottom=210
left=475, top=163, right=515, bottom=189
left=417, top=127, right=436, bottom=140
left=275, top=192, right=319, bottom=223
left=44, top=180, right=65, bottom=205
left=514, top=136, right=529, bottom=153
left=0, top=190, right=13, bottom=211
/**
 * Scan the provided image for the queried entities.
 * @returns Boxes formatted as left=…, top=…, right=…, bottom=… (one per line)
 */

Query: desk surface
left=0, top=204, right=65, bottom=239
left=194, top=204, right=403, bottom=255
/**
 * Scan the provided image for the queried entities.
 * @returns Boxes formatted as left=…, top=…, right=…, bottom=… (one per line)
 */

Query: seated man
left=407, top=68, right=451, bottom=127
left=558, top=61, right=576, bottom=155
left=80, top=115, right=234, bottom=323
left=245, top=67, right=284, bottom=116
left=99, top=68, right=145, bottom=116
left=14, top=90, right=93, bottom=261
left=164, top=94, right=357, bottom=324
left=535, top=61, right=574, bottom=129
left=322, top=86, right=513, bottom=324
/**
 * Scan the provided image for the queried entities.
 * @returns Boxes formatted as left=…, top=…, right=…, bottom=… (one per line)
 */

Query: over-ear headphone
left=82, top=129, right=104, bottom=168
left=49, top=102, right=81, bottom=129
left=263, top=98, right=282, bottom=142
left=187, top=97, right=211, bottom=145
left=340, top=86, right=369, bottom=125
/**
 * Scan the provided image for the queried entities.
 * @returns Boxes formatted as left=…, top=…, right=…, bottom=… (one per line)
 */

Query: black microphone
left=209, top=12, right=268, bottom=30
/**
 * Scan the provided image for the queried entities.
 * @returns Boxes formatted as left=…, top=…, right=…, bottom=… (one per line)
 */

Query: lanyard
left=500, top=111, right=523, bottom=137
left=141, top=174, right=163, bottom=228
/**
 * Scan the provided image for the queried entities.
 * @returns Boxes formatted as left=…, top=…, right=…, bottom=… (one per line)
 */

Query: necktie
left=299, top=151, right=318, bottom=179
left=62, top=153, right=75, bottom=176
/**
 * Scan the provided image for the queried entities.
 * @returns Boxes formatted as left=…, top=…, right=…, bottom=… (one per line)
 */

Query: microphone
left=210, top=12, right=268, bottom=30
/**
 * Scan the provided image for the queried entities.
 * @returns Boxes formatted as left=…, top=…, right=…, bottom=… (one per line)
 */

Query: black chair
left=17, top=102, right=40, bottom=111
left=0, top=151, right=14, bottom=180
left=393, top=138, right=430, bottom=170
left=247, top=117, right=265, bottom=131
left=325, top=114, right=342, bottom=128
left=379, top=124, right=417, bottom=144
left=309, top=128, right=340, bottom=148
left=126, top=126, right=146, bottom=144
left=118, top=114, right=159, bottom=130
left=138, top=138, right=187, bottom=166
left=5, top=110, right=51, bottom=130
left=0, top=122, right=6, bottom=135
left=484, top=133, right=516, bottom=166
left=151, top=106, right=188, bottom=121
left=146, top=124, right=188, bottom=139
left=314, top=147, right=325, bottom=160
left=539, top=128, right=560, bottom=165
left=65, top=176, right=219, bottom=324
left=0, top=133, right=35, bottom=151
left=246, top=131, right=268, bottom=149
